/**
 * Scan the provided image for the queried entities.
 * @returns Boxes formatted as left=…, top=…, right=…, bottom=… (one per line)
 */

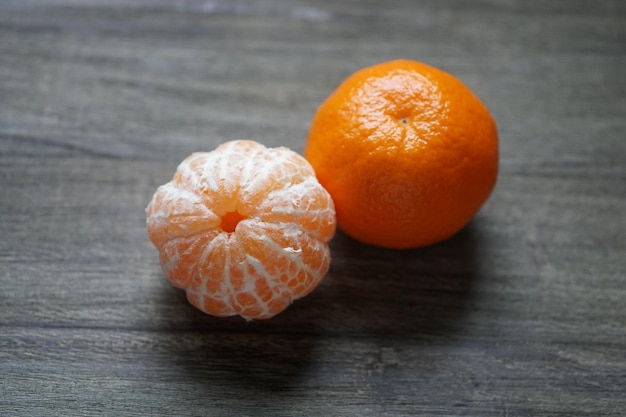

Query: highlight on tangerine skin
left=146, top=140, right=336, bottom=320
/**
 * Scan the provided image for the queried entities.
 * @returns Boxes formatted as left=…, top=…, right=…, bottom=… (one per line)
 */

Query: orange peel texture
left=305, top=59, right=498, bottom=249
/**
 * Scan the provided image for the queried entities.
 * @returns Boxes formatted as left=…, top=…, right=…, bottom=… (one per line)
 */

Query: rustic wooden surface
left=1, top=1, right=625, bottom=416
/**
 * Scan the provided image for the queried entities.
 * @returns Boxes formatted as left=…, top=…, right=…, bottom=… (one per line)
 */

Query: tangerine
left=146, top=140, right=336, bottom=320
left=305, top=59, right=498, bottom=249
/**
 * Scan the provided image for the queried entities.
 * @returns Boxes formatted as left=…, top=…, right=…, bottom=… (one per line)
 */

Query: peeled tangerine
left=146, top=140, right=336, bottom=320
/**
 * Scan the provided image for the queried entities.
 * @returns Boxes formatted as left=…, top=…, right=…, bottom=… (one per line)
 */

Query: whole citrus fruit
left=304, top=59, right=498, bottom=249
left=146, top=140, right=336, bottom=320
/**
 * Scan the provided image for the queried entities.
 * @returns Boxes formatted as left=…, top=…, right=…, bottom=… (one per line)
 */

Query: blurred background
left=6, top=0, right=623, bottom=163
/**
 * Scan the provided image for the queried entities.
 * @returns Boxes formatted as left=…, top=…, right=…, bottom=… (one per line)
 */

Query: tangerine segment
left=256, top=176, right=336, bottom=241
left=146, top=140, right=336, bottom=320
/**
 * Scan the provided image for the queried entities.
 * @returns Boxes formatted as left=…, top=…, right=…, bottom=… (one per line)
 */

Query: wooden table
left=2, top=1, right=625, bottom=415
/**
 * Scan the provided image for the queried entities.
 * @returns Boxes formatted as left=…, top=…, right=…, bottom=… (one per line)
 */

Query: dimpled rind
left=146, top=140, right=336, bottom=320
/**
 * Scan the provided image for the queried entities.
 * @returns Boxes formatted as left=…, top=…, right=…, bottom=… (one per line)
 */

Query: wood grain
left=1, top=1, right=625, bottom=416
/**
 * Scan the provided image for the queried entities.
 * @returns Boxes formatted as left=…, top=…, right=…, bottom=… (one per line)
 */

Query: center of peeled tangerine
left=220, top=210, right=246, bottom=233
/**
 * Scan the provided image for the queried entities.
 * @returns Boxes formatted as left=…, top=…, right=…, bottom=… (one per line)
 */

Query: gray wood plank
left=1, top=0, right=625, bottom=416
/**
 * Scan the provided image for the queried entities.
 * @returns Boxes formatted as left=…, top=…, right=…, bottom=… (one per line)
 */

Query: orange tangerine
left=305, top=59, right=498, bottom=249
left=146, top=140, right=336, bottom=320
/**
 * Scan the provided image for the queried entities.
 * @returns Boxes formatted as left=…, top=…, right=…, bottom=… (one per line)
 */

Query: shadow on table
left=155, top=279, right=320, bottom=396
left=154, top=220, right=486, bottom=397
left=319, top=221, right=485, bottom=338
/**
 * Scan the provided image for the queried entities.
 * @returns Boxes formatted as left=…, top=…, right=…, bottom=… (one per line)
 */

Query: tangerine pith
left=305, top=59, right=498, bottom=249
left=146, top=140, right=336, bottom=320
